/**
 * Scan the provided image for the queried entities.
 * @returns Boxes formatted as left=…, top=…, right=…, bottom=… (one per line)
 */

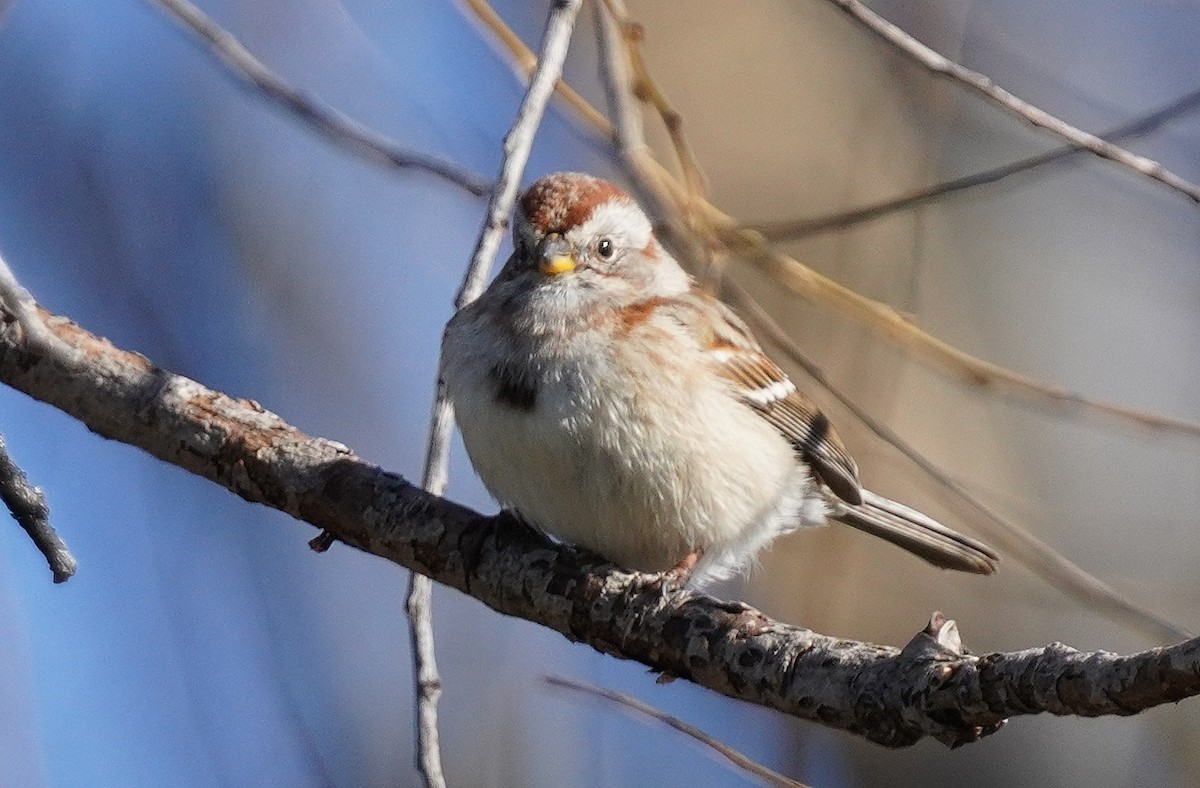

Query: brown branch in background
left=4, top=307, right=1200, bottom=747
left=721, top=227, right=1200, bottom=438
left=602, top=0, right=708, bottom=206
left=725, top=283, right=1188, bottom=643
left=148, top=0, right=490, bottom=196
left=821, top=0, right=1200, bottom=204
left=592, top=2, right=1187, bottom=642
left=404, top=2, right=587, bottom=785
left=545, top=676, right=809, bottom=788
left=592, top=0, right=700, bottom=269
left=756, top=85, right=1200, bottom=242
left=463, top=0, right=1200, bottom=441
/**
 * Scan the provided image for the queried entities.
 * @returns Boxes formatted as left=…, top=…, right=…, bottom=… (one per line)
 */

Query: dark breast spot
left=490, top=363, right=538, bottom=411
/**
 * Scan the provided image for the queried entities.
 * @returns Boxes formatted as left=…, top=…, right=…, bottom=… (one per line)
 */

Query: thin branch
left=821, top=0, right=1200, bottom=204
left=405, top=3, right=586, bottom=785
left=596, top=0, right=726, bottom=286
left=463, top=0, right=613, bottom=137
left=455, top=0, right=585, bottom=308
left=406, top=394, right=451, bottom=788
left=463, top=0, right=1200, bottom=442
left=4, top=307, right=1200, bottom=748
left=148, top=0, right=489, bottom=196
left=725, top=224, right=1200, bottom=439
left=601, top=0, right=707, bottom=206
left=592, top=0, right=711, bottom=284
left=405, top=563, right=444, bottom=788
left=0, top=432, right=75, bottom=582
left=546, top=676, right=809, bottom=788
left=724, top=282, right=1188, bottom=643
left=0, top=254, right=77, bottom=581
left=756, top=85, right=1200, bottom=241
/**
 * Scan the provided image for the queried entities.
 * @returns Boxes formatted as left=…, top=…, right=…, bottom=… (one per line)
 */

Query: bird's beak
left=537, top=235, right=576, bottom=276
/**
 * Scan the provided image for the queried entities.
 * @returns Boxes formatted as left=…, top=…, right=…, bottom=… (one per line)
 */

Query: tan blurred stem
left=596, top=0, right=727, bottom=288
left=545, top=676, right=810, bottom=788
left=463, top=0, right=1200, bottom=439
left=592, top=0, right=1187, bottom=641
left=821, top=0, right=1200, bottom=204
left=754, top=85, right=1200, bottom=242
left=725, top=283, right=1189, bottom=643
left=600, top=0, right=708, bottom=206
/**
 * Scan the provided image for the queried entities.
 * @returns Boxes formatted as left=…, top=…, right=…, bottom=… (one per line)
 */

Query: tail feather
left=828, top=490, right=999, bottom=575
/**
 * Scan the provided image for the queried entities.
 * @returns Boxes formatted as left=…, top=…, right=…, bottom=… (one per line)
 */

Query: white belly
left=444, top=333, right=815, bottom=581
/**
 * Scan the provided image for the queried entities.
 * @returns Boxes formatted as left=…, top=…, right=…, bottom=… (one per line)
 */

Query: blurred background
left=1, top=0, right=1198, bottom=785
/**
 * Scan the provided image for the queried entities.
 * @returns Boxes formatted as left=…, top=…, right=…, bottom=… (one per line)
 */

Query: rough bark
left=3, top=307, right=1199, bottom=748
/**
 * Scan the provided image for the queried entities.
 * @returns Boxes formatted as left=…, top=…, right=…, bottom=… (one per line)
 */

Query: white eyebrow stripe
left=573, top=198, right=651, bottom=248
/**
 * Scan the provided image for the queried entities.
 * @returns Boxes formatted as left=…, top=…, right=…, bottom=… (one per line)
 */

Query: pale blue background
left=1, top=1, right=1198, bottom=786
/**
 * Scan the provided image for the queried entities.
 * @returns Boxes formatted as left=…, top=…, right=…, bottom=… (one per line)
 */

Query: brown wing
left=668, top=291, right=864, bottom=505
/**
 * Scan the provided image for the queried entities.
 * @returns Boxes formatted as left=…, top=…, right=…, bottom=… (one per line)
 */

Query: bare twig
left=405, top=563, right=444, bottom=788
left=405, top=2, right=587, bottom=785
left=821, top=0, right=1200, bottom=204
left=725, top=283, right=1188, bottom=643
left=592, top=0, right=706, bottom=276
left=755, top=85, right=1200, bottom=241
left=405, top=393, right=452, bottom=788
left=148, top=0, right=489, bottom=196
left=4, top=307, right=1200, bottom=747
left=0, top=432, right=75, bottom=582
left=0, top=254, right=77, bottom=582
left=722, top=226, right=1200, bottom=438
left=601, top=0, right=707, bottom=206
left=546, top=676, right=809, bottom=788
left=597, top=0, right=724, bottom=285
left=455, top=0, right=586, bottom=307
left=464, top=0, right=1200, bottom=440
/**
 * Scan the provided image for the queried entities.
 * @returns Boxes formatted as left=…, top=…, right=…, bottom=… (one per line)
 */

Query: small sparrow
left=441, top=172, right=998, bottom=584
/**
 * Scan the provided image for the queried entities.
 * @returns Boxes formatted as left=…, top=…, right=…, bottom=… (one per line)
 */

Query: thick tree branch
left=5, top=307, right=1200, bottom=748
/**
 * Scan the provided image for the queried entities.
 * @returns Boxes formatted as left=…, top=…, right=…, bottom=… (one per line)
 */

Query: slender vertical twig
left=406, top=2, right=586, bottom=785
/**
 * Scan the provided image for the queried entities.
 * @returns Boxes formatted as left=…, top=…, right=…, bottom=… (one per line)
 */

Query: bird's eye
left=596, top=238, right=615, bottom=259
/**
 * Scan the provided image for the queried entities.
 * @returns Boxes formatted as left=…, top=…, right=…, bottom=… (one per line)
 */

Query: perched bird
left=441, top=172, right=998, bottom=584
